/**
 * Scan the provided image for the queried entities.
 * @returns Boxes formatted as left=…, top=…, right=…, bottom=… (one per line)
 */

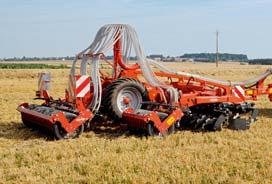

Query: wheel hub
left=123, top=97, right=131, bottom=105
left=117, top=87, right=142, bottom=112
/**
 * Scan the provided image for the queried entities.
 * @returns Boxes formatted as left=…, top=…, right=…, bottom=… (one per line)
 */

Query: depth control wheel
left=147, top=122, right=175, bottom=137
left=103, top=78, right=146, bottom=120
left=53, top=123, right=84, bottom=140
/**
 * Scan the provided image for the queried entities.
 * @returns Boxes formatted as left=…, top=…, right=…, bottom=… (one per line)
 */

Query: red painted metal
left=17, top=34, right=272, bottom=137
left=17, top=103, right=54, bottom=129
left=123, top=109, right=184, bottom=134
left=148, top=109, right=183, bottom=134
left=17, top=102, right=93, bottom=134
left=113, top=36, right=139, bottom=73
left=119, top=69, right=272, bottom=107
left=51, top=109, right=93, bottom=133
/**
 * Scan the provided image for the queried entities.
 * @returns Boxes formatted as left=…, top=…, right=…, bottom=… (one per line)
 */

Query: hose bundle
left=70, top=24, right=272, bottom=113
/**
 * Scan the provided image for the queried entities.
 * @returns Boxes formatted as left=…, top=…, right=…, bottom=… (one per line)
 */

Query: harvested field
left=0, top=62, right=271, bottom=183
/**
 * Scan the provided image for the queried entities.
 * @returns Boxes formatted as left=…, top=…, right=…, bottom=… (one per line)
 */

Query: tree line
left=0, top=63, right=69, bottom=69
left=180, top=53, right=248, bottom=62
left=1, top=54, right=272, bottom=65
left=248, top=59, right=272, bottom=65
left=1, top=56, right=75, bottom=61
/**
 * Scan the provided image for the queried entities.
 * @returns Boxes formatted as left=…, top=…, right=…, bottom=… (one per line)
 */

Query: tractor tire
left=103, top=78, right=146, bottom=121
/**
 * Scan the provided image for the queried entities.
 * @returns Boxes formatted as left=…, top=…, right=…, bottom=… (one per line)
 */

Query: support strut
left=113, top=36, right=139, bottom=79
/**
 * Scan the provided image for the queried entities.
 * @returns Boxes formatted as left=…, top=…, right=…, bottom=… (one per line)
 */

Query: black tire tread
left=102, top=78, right=146, bottom=121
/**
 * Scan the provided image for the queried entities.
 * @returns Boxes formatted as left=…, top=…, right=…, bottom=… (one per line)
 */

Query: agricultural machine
left=18, top=24, right=272, bottom=139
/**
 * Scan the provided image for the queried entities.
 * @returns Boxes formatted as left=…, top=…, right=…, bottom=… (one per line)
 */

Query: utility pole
left=216, top=30, right=219, bottom=67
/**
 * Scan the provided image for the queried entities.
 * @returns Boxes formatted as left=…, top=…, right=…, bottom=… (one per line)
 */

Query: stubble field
left=0, top=62, right=271, bottom=183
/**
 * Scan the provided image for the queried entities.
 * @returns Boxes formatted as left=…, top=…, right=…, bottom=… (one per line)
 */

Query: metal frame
left=17, top=36, right=272, bottom=137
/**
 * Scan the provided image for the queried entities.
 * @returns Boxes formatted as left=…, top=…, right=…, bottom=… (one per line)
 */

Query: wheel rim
left=116, top=87, right=142, bottom=112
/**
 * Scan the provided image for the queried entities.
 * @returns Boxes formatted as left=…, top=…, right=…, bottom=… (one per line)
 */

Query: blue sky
left=0, top=0, right=271, bottom=59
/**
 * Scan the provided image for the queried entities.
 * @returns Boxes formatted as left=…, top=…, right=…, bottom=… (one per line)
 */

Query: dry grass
left=0, top=62, right=272, bottom=183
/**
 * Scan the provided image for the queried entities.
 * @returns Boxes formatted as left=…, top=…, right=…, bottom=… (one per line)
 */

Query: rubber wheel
left=53, top=123, right=84, bottom=140
left=103, top=78, right=146, bottom=120
left=147, top=122, right=175, bottom=136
